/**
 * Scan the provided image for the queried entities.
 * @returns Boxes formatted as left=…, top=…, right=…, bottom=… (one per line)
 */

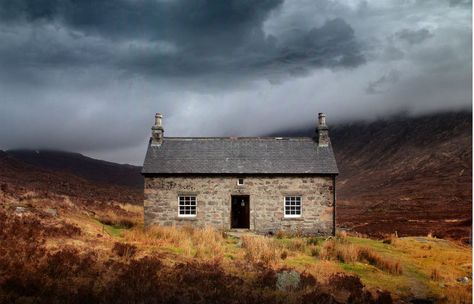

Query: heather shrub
left=101, top=256, right=167, bottom=303
left=112, top=242, right=138, bottom=259
left=328, top=273, right=379, bottom=303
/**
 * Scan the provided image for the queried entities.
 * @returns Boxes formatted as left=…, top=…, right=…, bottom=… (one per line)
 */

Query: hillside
left=6, top=149, right=143, bottom=188
left=332, top=111, right=471, bottom=241
left=273, top=110, right=472, bottom=241
left=0, top=151, right=142, bottom=205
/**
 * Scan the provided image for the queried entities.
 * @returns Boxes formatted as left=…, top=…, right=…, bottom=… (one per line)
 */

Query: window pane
left=284, top=196, right=301, bottom=216
left=179, top=196, right=197, bottom=215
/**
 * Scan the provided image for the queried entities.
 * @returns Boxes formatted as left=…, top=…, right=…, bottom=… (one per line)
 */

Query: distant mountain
left=272, top=110, right=472, bottom=241
left=0, top=150, right=142, bottom=204
left=6, top=149, right=143, bottom=189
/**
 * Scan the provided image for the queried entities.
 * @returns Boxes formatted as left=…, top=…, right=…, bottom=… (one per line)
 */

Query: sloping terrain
left=0, top=151, right=142, bottom=205
left=332, top=111, right=471, bottom=241
left=6, top=149, right=143, bottom=188
left=274, top=110, right=472, bottom=241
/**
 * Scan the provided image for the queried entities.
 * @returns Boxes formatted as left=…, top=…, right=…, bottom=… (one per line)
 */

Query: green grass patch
left=341, top=262, right=411, bottom=295
left=284, top=254, right=316, bottom=267
left=93, top=219, right=124, bottom=237
left=347, top=237, right=392, bottom=253
left=162, top=245, right=186, bottom=255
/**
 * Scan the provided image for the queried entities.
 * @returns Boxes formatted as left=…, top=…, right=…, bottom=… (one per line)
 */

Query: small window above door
left=237, top=178, right=244, bottom=186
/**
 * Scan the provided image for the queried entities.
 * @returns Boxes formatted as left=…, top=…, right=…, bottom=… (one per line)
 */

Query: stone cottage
left=141, top=113, right=338, bottom=236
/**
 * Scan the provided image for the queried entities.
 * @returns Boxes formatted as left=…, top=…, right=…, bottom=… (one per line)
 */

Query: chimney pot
left=315, top=112, right=329, bottom=147
left=155, top=113, right=163, bottom=126
left=318, top=113, right=327, bottom=127
left=151, top=113, right=164, bottom=145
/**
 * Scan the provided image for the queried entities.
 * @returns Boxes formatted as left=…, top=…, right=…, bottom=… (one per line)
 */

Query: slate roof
left=142, top=137, right=338, bottom=175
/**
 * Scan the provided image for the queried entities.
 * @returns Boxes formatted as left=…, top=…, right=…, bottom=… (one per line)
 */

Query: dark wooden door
left=231, top=195, right=250, bottom=228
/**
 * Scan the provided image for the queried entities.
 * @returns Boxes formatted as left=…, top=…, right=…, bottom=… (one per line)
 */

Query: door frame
left=230, top=195, right=250, bottom=229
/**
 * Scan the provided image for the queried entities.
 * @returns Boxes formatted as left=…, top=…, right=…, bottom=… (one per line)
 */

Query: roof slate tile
left=142, top=137, right=338, bottom=175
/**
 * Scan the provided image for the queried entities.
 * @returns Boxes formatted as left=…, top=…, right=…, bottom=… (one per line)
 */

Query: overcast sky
left=0, top=0, right=471, bottom=164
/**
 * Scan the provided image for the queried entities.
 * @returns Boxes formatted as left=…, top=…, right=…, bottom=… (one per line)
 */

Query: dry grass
left=286, top=238, right=307, bottom=252
left=336, top=230, right=348, bottom=239
left=123, top=224, right=224, bottom=260
left=383, top=233, right=400, bottom=246
left=393, top=236, right=471, bottom=284
left=192, top=225, right=225, bottom=261
left=2, top=192, right=468, bottom=303
left=241, top=235, right=280, bottom=266
left=320, top=239, right=402, bottom=274
left=440, top=285, right=472, bottom=304
left=96, top=206, right=141, bottom=229
left=358, top=247, right=402, bottom=275
left=430, top=267, right=442, bottom=281
left=306, top=261, right=341, bottom=284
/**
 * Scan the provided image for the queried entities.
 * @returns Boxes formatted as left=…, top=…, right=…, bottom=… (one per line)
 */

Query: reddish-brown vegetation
left=0, top=151, right=142, bottom=205
left=0, top=208, right=392, bottom=303
left=332, top=112, right=472, bottom=242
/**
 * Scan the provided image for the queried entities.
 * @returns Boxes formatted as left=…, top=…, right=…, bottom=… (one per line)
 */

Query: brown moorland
left=0, top=150, right=471, bottom=303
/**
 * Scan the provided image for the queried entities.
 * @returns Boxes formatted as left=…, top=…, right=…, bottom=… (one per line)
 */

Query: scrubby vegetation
left=0, top=189, right=471, bottom=303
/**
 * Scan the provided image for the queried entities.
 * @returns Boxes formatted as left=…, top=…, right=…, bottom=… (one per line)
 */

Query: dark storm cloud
left=0, top=0, right=364, bottom=79
left=395, top=28, right=433, bottom=45
left=0, top=0, right=470, bottom=164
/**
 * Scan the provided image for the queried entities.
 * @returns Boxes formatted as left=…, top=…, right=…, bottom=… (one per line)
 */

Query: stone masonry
left=144, top=175, right=335, bottom=235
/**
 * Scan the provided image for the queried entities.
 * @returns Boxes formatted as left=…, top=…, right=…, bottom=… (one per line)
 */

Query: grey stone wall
left=144, top=175, right=335, bottom=236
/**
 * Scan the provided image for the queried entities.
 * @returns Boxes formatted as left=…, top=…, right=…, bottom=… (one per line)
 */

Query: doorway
left=231, top=195, right=250, bottom=229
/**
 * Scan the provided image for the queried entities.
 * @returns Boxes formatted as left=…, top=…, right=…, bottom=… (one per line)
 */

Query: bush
left=112, top=242, right=138, bottom=259
left=328, top=273, right=378, bottom=303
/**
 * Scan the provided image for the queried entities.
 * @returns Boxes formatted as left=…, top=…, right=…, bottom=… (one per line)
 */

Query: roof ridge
left=162, top=136, right=314, bottom=140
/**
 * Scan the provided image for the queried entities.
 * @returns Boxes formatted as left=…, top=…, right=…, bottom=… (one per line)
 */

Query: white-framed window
left=237, top=178, right=244, bottom=186
left=178, top=196, right=197, bottom=217
left=284, top=196, right=302, bottom=218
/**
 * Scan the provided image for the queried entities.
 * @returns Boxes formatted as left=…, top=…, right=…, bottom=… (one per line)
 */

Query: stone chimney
left=315, top=113, right=329, bottom=147
left=151, top=113, right=164, bottom=145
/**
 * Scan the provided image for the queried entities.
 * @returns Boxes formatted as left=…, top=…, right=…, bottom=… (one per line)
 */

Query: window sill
left=282, top=217, right=304, bottom=221
left=176, top=216, right=198, bottom=221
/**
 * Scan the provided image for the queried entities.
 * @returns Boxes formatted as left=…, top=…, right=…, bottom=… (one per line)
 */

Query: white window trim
left=283, top=196, right=302, bottom=218
left=237, top=178, right=244, bottom=186
left=178, top=195, right=197, bottom=217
